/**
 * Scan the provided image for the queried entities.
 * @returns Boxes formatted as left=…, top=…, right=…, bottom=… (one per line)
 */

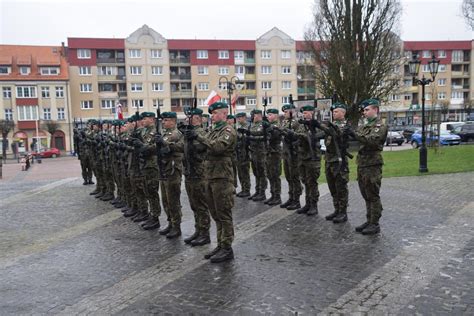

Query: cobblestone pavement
left=0, top=158, right=473, bottom=315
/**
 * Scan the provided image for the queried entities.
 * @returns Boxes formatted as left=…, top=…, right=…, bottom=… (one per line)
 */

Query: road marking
left=319, top=202, right=474, bottom=315
left=56, top=185, right=330, bottom=315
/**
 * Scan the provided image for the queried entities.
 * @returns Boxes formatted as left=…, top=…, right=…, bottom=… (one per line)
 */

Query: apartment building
left=0, top=44, right=71, bottom=155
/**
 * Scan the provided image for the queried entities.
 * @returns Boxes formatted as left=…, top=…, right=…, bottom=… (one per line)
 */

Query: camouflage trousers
left=231, top=157, right=238, bottom=188
left=207, top=179, right=235, bottom=248
left=143, top=167, right=161, bottom=219
left=265, top=152, right=281, bottom=196
left=160, top=171, right=182, bottom=228
left=357, top=164, right=383, bottom=224
left=130, top=171, right=148, bottom=213
left=283, top=155, right=302, bottom=201
left=102, top=163, right=115, bottom=195
left=299, top=159, right=321, bottom=207
left=325, top=161, right=349, bottom=214
left=236, top=160, right=251, bottom=193
left=94, top=161, right=106, bottom=193
left=80, top=155, right=93, bottom=181
left=185, top=178, right=210, bottom=233
left=250, top=151, right=267, bottom=194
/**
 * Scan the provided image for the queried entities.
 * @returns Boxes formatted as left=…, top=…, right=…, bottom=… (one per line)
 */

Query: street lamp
left=218, top=75, right=244, bottom=116
left=409, top=53, right=440, bottom=173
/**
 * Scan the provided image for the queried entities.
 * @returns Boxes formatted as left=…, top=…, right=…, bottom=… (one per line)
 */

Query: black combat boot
left=204, top=246, right=221, bottom=259
left=184, top=231, right=200, bottom=244
left=95, top=191, right=105, bottom=198
left=236, top=191, right=250, bottom=198
left=190, top=233, right=211, bottom=247
left=166, top=226, right=181, bottom=239
left=252, top=192, right=266, bottom=202
left=100, top=192, right=114, bottom=201
left=325, top=212, right=338, bottom=221
left=267, top=195, right=282, bottom=206
left=159, top=223, right=172, bottom=235
left=83, top=179, right=88, bottom=185
left=88, top=179, right=95, bottom=185
left=141, top=217, right=160, bottom=230
left=296, top=204, right=310, bottom=214
left=132, top=213, right=149, bottom=223
left=263, top=196, right=274, bottom=204
left=210, top=247, right=234, bottom=263
left=287, top=200, right=301, bottom=210
left=123, top=209, right=138, bottom=218
left=280, top=199, right=293, bottom=208
left=361, top=223, right=380, bottom=235
left=332, top=212, right=347, bottom=223
left=89, top=188, right=100, bottom=195
left=110, top=197, right=119, bottom=205
left=306, top=204, right=318, bottom=216
left=355, top=222, right=370, bottom=233
left=248, top=192, right=259, bottom=200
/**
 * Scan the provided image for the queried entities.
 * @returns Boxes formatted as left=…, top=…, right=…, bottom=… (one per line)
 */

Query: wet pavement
left=0, top=158, right=473, bottom=315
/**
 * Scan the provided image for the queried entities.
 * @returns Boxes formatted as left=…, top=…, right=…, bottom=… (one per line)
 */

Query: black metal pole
left=419, top=77, right=428, bottom=173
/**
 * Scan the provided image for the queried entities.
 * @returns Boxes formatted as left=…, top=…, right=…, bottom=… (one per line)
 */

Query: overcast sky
left=0, top=0, right=472, bottom=46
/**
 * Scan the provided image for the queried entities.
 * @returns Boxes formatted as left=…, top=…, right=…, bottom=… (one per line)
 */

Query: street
left=0, top=157, right=473, bottom=314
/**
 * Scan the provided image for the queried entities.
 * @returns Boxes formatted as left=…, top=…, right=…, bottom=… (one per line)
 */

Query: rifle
left=287, top=94, right=297, bottom=159
left=184, top=86, right=198, bottom=177
left=262, top=92, right=268, bottom=150
left=155, top=105, right=166, bottom=179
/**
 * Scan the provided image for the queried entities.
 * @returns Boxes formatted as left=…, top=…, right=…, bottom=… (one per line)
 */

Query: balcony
left=97, top=57, right=125, bottom=64
left=116, top=75, right=126, bottom=80
left=170, top=73, right=191, bottom=80
left=118, top=91, right=127, bottom=98
left=170, top=57, right=190, bottom=64
left=244, top=58, right=255, bottom=64
left=244, top=74, right=256, bottom=80
left=98, top=74, right=119, bottom=81
left=297, top=87, right=316, bottom=94
left=171, top=90, right=192, bottom=98
left=239, top=89, right=256, bottom=96
left=99, top=91, right=118, bottom=99
left=407, top=86, right=418, bottom=93
left=170, top=106, right=184, bottom=112
left=452, top=71, right=470, bottom=77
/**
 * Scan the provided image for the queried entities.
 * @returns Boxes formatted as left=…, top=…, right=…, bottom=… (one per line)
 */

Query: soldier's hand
left=343, top=126, right=356, bottom=138
left=183, top=129, right=197, bottom=140
left=155, top=134, right=165, bottom=145
left=132, top=138, right=143, bottom=148
left=237, top=128, right=247, bottom=134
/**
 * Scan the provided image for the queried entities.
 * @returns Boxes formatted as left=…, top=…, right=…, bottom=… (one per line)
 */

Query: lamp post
left=218, top=75, right=244, bottom=115
left=409, top=53, right=440, bottom=173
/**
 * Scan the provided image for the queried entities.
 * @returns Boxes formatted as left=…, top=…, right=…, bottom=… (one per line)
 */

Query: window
left=392, top=65, right=400, bottom=73
left=282, top=81, right=291, bottom=89
left=246, top=98, right=257, bottom=106
left=218, top=50, right=229, bottom=59
left=101, top=99, right=115, bottom=109
left=198, top=98, right=207, bottom=106
left=404, top=79, right=412, bottom=87
left=234, top=51, right=244, bottom=59
left=282, top=96, right=290, bottom=104
left=4, top=108, right=13, bottom=120
left=198, top=82, right=209, bottom=91
left=131, top=83, right=143, bottom=92
left=235, top=66, right=245, bottom=75
left=81, top=100, right=93, bottom=109
left=438, top=78, right=446, bottom=86
left=150, top=49, right=163, bottom=58
left=451, top=91, right=463, bottom=99
left=129, top=49, right=141, bottom=58
left=197, top=50, right=208, bottom=59
left=261, top=81, right=272, bottom=90
left=261, top=50, right=271, bottom=59
left=438, top=50, right=446, bottom=58
left=40, top=67, right=59, bottom=75
left=425, top=93, right=432, bottom=100
left=422, top=64, right=430, bottom=72
left=438, top=64, right=446, bottom=72
left=452, top=50, right=463, bottom=62
left=131, top=99, right=144, bottom=108
left=99, top=66, right=114, bottom=76
left=130, top=66, right=142, bottom=75
left=0, top=66, right=11, bottom=74
left=404, top=94, right=411, bottom=101
left=438, top=92, right=446, bottom=100
left=281, top=50, right=291, bottom=59
left=77, top=49, right=91, bottom=59
left=41, top=87, right=50, bottom=98
left=2, top=87, right=12, bottom=98
left=152, top=99, right=164, bottom=108
left=282, top=66, right=291, bottom=74
left=218, top=82, right=228, bottom=90
left=218, top=67, right=229, bottom=75
left=422, top=50, right=431, bottom=58
left=16, top=86, right=37, bottom=98
left=20, top=66, right=30, bottom=75
left=57, top=108, right=65, bottom=120
left=152, top=82, right=164, bottom=91
left=79, top=66, right=91, bottom=75
left=56, top=86, right=64, bottom=98
left=261, top=66, right=272, bottom=74
left=151, top=66, right=163, bottom=75
left=390, top=94, right=400, bottom=101
left=197, top=66, right=208, bottom=75
left=262, top=96, right=273, bottom=105
left=80, top=83, right=93, bottom=92
left=43, top=108, right=51, bottom=120
left=18, top=105, right=39, bottom=120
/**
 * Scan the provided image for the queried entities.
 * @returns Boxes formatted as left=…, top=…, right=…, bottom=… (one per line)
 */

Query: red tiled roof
left=16, top=55, right=32, bottom=65
left=404, top=41, right=472, bottom=50
left=68, top=37, right=125, bottom=49
left=168, top=39, right=255, bottom=50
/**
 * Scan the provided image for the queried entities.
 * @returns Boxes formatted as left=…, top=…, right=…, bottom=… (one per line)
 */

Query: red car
left=32, top=147, right=61, bottom=158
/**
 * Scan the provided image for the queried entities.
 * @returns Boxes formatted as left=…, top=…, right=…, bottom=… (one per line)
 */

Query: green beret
left=281, top=103, right=296, bottom=111
left=127, top=116, right=135, bottom=123
left=141, top=112, right=156, bottom=118
left=161, top=111, right=177, bottom=119
left=361, top=98, right=380, bottom=108
left=208, top=101, right=228, bottom=113
left=300, top=105, right=315, bottom=112
left=87, top=119, right=98, bottom=125
left=236, top=112, right=247, bottom=118
left=227, top=115, right=235, bottom=119
left=187, top=108, right=203, bottom=116
left=331, top=102, right=347, bottom=111
left=102, top=119, right=111, bottom=124
left=267, top=108, right=279, bottom=115
left=202, top=113, right=210, bottom=118
left=251, top=109, right=262, bottom=115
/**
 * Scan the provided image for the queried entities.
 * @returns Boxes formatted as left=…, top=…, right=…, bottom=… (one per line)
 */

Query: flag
left=231, top=93, right=239, bottom=111
left=204, top=90, right=221, bottom=106
left=116, top=102, right=123, bottom=120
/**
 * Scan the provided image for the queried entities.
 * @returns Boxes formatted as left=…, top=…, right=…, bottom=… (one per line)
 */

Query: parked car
left=402, top=126, right=420, bottom=143
left=386, top=131, right=404, bottom=146
left=452, top=123, right=474, bottom=142
left=31, top=147, right=61, bottom=158
left=411, top=131, right=461, bottom=148
left=439, top=122, right=465, bottom=133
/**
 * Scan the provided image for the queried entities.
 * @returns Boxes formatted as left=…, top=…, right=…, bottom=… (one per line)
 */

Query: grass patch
left=317, top=145, right=474, bottom=183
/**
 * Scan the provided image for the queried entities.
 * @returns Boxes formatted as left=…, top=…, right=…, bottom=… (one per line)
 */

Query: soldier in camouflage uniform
left=185, top=101, right=237, bottom=263
left=322, top=103, right=351, bottom=224
left=234, top=112, right=251, bottom=197
left=182, top=108, right=211, bottom=246
left=246, top=109, right=268, bottom=202
left=98, top=120, right=115, bottom=202
left=263, top=108, right=282, bottom=206
left=87, top=120, right=105, bottom=197
left=294, top=105, right=325, bottom=216
left=76, top=124, right=94, bottom=185
left=347, top=99, right=388, bottom=235
left=155, top=112, right=184, bottom=239
left=226, top=114, right=238, bottom=190
left=280, top=104, right=302, bottom=210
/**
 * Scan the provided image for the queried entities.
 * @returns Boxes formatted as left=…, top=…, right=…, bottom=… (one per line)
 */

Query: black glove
left=343, top=126, right=356, bottom=138
left=155, top=134, right=165, bottom=145
left=132, top=138, right=143, bottom=148
left=183, top=129, right=197, bottom=140
left=237, top=128, right=247, bottom=134
left=310, top=119, right=321, bottom=129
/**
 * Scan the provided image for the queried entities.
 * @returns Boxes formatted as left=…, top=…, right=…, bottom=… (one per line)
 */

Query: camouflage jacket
left=161, top=127, right=184, bottom=177
left=183, top=125, right=208, bottom=179
left=295, top=121, right=325, bottom=161
left=281, top=118, right=300, bottom=158
left=323, top=120, right=347, bottom=163
left=355, top=118, right=388, bottom=167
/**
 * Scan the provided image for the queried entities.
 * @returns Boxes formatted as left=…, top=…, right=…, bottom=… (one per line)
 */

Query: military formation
left=74, top=98, right=388, bottom=263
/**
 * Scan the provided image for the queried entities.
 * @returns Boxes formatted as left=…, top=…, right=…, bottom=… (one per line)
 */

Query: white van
left=440, top=122, right=465, bottom=133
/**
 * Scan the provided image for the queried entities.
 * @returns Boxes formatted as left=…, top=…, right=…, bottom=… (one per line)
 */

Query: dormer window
left=0, top=66, right=10, bottom=74
left=40, top=67, right=59, bottom=75
left=20, top=66, right=30, bottom=75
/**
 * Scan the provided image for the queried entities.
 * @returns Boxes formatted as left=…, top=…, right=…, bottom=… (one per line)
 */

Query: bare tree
left=0, top=119, right=15, bottom=160
left=305, top=0, right=403, bottom=124
left=462, top=0, right=474, bottom=29
left=42, top=120, right=60, bottom=148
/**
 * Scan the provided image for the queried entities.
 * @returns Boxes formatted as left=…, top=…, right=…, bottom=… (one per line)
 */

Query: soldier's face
left=191, top=116, right=202, bottom=126
left=268, top=113, right=278, bottom=122
left=332, top=108, right=346, bottom=121
left=237, top=116, right=246, bottom=124
left=253, top=114, right=262, bottom=122
left=363, top=106, right=378, bottom=119
left=211, top=109, right=227, bottom=123
left=163, top=118, right=176, bottom=129
left=143, top=117, right=154, bottom=126
left=284, top=110, right=293, bottom=119
left=226, top=119, right=234, bottom=125
left=303, top=111, right=313, bottom=120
